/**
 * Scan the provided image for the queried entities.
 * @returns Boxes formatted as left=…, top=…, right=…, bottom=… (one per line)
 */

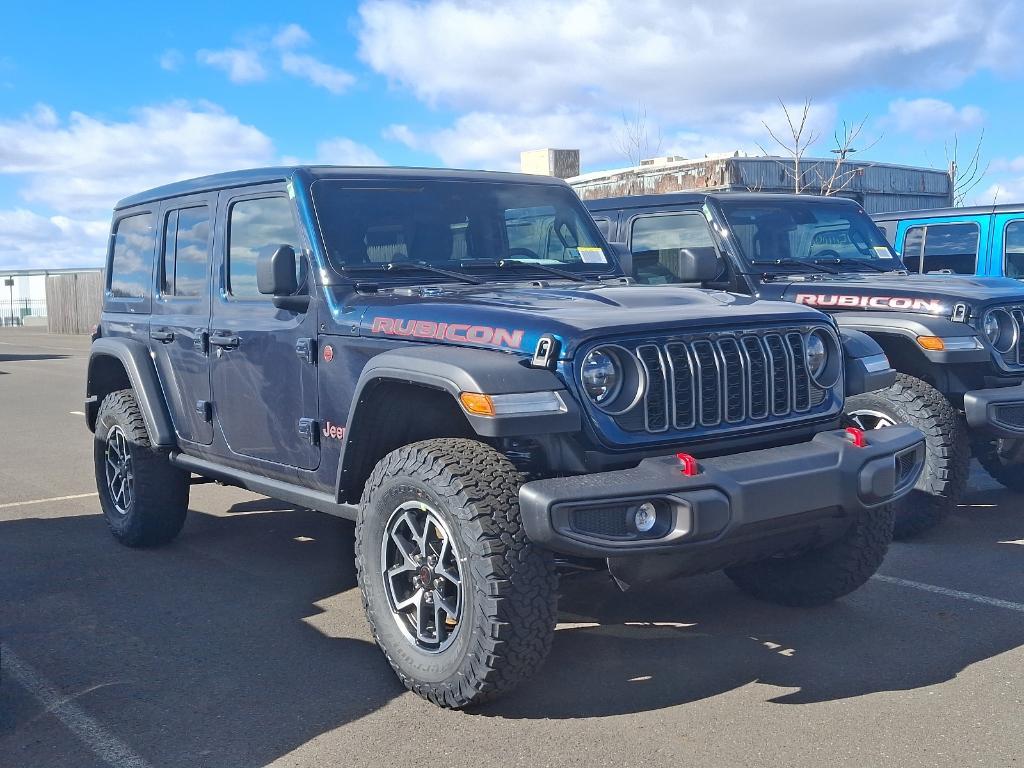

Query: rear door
left=993, top=213, right=1024, bottom=279
left=209, top=185, right=320, bottom=470
left=151, top=195, right=214, bottom=444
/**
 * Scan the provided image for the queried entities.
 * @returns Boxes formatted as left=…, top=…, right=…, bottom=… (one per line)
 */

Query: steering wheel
left=507, top=247, right=540, bottom=260
left=813, top=249, right=842, bottom=261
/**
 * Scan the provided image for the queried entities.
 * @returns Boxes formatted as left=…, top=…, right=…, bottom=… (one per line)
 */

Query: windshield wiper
left=457, top=258, right=590, bottom=283
left=751, top=258, right=840, bottom=275
left=341, top=261, right=484, bottom=285
left=827, top=257, right=892, bottom=273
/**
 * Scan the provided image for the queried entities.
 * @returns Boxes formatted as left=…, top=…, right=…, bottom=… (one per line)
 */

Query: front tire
left=724, top=503, right=894, bottom=607
left=355, top=438, right=558, bottom=708
left=93, top=389, right=189, bottom=547
left=845, top=374, right=969, bottom=539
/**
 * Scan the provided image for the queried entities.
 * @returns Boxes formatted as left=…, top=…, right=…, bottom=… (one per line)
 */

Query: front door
left=150, top=195, right=214, bottom=445
left=210, top=185, right=320, bottom=470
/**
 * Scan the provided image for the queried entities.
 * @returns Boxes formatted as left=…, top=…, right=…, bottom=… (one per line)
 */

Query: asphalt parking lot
left=0, top=327, right=1021, bottom=768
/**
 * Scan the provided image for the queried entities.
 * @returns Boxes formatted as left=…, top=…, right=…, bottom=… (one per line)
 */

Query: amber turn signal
left=916, top=336, right=945, bottom=351
left=458, top=392, right=496, bottom=416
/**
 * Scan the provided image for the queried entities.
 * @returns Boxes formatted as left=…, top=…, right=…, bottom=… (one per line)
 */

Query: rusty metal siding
left=571, top=157, right=953, bottom=211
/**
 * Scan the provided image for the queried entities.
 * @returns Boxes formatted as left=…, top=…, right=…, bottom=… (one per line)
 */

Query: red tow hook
left=844, top=426, right=868, bottom=448
left=676, top=452, right=700, bottom=476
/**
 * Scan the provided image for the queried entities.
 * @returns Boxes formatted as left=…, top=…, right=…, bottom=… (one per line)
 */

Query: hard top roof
left=115, top=165, right=569, bottom=210
left=583, top=191, right=861, bottom=211
left=871, top=203, right=1024, bottom=220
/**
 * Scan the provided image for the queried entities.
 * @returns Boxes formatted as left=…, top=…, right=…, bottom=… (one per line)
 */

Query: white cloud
left=159, top=49, right=183, bottom=72
left=197, top=47, right=267, bottom=83
left=885, top=98, right=985, bottom=138
left=280, top=53, right=355, bottom=94
left=0, top=102, right=279, bottom=268
left=359, top=0, right=1023, bottom=118
left=0, top=209, right=108, bottom=269
left=314, top=137, right=386, bottom=165
left=272, top=23, right=311, bottom=50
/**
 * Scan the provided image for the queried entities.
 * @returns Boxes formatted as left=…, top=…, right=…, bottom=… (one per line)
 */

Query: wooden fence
left=45, top=271, right=104, bottom=334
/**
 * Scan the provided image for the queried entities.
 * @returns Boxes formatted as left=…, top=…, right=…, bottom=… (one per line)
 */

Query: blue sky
left=2, top=0, right=1023, bottom=268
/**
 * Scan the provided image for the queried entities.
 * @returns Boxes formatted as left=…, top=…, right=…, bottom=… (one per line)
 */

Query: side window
left=160, top=206, right=210, bottom=298
left=874, top=221, right=895, bottom=246
left=592, top=217, right=612, bottom=239
left=109, top=213, right=156, bottom=300
left=630, top=213, right=716, bottom=284
left=922, top=222, right=979, bottom=274
left=228, top=197, right=300, bottom=300
left=1005, top=220, right=1024, bottom=278
left=901, top=226, right=925, bottom=272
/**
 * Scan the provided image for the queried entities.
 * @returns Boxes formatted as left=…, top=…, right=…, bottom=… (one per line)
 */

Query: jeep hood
left=776, top=272, right=1024, bottom=316
left=332, top=283, right=829, bottom=357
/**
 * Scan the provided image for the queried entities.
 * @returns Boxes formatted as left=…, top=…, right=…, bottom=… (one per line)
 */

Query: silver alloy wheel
left=104, top=424, right=134, bottom=516
left=845, top=409, right=898, bottom=431
left=381, top=501, right=464, bottom=653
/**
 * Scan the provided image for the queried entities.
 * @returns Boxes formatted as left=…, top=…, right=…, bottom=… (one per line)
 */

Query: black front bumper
left=964, top=383, right=1024, bottom=438
left=518, top=426, right=924, bottom=561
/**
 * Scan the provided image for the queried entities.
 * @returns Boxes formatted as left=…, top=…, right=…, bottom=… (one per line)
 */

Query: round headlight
left=805, top=331, right=828, bottom=379
left=983, top=308, right=1018, bottom=353
left=581, top=348, right=622, bottom=404
left=805, top=329, right=840, bottom=388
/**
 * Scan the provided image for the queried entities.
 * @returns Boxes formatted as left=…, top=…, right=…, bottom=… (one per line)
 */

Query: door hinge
left=195, top=400, right=212, bottom=422
left=193, top=329, right=209, bottom=355
left=296, top=337, right=316, bottom=365
left=298, top=417, right=319, bottom=445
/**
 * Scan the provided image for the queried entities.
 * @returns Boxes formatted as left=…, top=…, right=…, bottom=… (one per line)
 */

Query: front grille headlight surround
left=982, top=308, right=1018, bottom=354
left=806, top=328, right=842, bottom=389
left=580, top=344, right=646, bottom=415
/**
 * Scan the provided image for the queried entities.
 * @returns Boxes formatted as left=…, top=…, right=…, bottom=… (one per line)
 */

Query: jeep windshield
left=311, top=179, right=613, bottom=283
left=717, top=198, right=906, bottom=275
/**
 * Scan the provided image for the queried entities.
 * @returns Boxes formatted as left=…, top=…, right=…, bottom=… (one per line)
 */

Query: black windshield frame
left=310, top=179, right=615, bottom=285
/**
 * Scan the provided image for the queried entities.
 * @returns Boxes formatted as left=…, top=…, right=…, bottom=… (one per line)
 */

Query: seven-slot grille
left=613, top=328, right=833, bottom=435
left=1011, top=308, right=1024, bottom=367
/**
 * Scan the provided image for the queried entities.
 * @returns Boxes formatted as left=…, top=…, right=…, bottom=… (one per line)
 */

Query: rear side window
left=630, top=213, right=717, bottom=284
left=902, top=222, right=979, bottom=274
left=161, top=206, right=210, bottom=298
left=1005, top=220, right=1024, bottom=278
left=109, top=213, right=156, bottom=300
left=228, top=197, right=300, bottom=299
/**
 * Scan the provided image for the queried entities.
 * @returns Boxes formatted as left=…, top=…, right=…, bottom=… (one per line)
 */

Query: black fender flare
left=839, top=329, right=896, bottom=396
left=86, top=337, right=177, bottom=448
left=335, top=345, right=582, bottom=496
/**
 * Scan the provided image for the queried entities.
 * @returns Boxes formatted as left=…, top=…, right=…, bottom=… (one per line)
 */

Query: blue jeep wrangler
left=87, top=167, right=923, bottom=708
left=586, top=192, right=1024, bottom=539
left=872, top=204, right=1024, bottom=279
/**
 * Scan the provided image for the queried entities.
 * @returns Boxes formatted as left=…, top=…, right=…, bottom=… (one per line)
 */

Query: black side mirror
left=676, top=247, right=721, bottom=283
left=257, top=244, right=308, bottom=311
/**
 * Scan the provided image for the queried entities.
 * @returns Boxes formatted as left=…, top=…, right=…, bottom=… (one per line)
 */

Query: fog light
left=634, top=502, right=657, bottom=532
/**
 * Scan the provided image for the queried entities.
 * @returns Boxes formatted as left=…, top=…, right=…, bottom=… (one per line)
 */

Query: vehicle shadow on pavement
left=0, top=507, right=402, bottom=768
left=483, top=497, right=1024, bottom=719
left=0, top=353, right=69, bottom=363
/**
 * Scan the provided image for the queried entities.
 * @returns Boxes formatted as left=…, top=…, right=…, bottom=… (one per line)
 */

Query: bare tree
left=947, top=130, right=989, bottom=207
left=758, top=98, right=820, bottom=193
left=615, top=103, right=663, bottom=167
left=816, top=116, right=882, bottom=196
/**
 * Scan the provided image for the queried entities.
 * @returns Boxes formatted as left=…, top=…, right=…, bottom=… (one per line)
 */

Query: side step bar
left=169, top=452, right=358, bottom=521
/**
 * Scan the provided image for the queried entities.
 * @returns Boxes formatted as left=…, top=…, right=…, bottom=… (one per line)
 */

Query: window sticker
left=874, top=246, right=893, bottom=259
left=578, top=246, right=607, bottom=264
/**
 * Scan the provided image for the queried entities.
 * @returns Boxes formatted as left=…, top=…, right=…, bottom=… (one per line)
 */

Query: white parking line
left=873, top=574, right=1024, bottom=614
left=1, top=643, right=153, bottom=768
left=0, top=492, right=97, bottom=510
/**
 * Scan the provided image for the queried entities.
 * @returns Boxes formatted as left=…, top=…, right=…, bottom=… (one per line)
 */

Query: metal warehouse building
left=562, top=153, right=952, bottom=213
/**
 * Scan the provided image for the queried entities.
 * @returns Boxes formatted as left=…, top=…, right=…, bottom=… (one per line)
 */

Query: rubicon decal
left=795, top=293, right=944, bottom=313
left=370, top=317, right=525, bottom=349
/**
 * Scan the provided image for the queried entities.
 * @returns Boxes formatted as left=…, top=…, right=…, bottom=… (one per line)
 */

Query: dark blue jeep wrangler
left=87, top=167, right=923, bottom=708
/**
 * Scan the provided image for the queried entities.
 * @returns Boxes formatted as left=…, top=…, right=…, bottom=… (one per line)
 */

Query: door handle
left=209, top=332, right=240, bottom=350
left=152, top=328, right=175, bottom=343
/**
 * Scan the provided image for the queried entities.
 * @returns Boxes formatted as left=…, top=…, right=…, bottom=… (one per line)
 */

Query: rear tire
left=845, top=374, right=969, bottom=539
left=355, top=438, right=558, bottom=708
left=93, top=389, right=189, bottom=547
left=724, top=503, right=894, bottom=607
left=974, top=438, right=1024, bottom=492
